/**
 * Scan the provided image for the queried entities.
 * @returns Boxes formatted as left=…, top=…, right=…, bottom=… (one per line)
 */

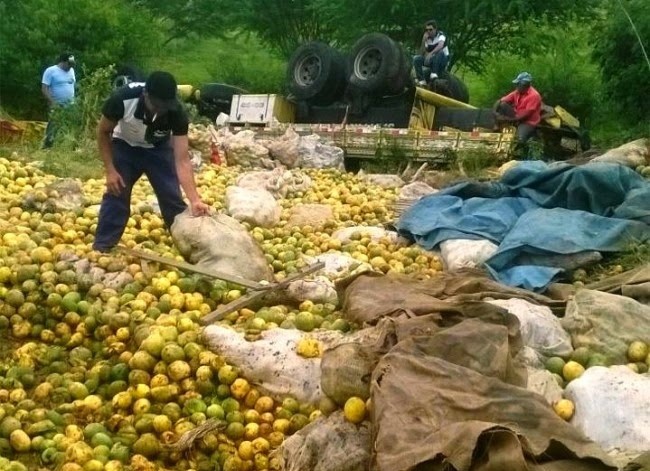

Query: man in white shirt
left=93, top=71, right=210, bottom=252
left=413, top=20, right=450, bottom=86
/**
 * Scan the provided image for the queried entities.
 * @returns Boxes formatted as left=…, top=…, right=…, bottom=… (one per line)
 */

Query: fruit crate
left=0, top=120, right=47, bottom=144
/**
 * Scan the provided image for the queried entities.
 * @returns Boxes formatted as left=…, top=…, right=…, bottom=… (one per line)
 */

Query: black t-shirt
left=102, top=83, right=188, bottom=148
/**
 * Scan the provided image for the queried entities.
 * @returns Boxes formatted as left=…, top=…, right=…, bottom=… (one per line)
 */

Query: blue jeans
left=93, top=139, right=187, bottom=251
left=413, top=53, right=449, bottom=80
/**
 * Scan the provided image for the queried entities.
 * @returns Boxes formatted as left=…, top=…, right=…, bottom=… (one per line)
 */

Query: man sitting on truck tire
left=494, top=72, right=542, bottom=157
left=413, top=20, right=450, bottom=86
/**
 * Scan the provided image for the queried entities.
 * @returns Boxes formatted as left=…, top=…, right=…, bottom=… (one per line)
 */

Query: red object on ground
left=210, top=143, right=222, bottom=165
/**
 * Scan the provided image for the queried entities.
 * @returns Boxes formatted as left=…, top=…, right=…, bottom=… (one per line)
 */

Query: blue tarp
left=397, top=161, right=650, bottom=291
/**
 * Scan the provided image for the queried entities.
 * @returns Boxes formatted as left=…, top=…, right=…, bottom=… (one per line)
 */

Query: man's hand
left=106, top=168, right=125, bottom=196
left=189, top=199, right=211, bottom=217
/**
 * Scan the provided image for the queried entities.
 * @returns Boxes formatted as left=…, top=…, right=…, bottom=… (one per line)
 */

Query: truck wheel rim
left=354, top=46, right=382, bottom=80
left=294, top=54, right=322, bottom=87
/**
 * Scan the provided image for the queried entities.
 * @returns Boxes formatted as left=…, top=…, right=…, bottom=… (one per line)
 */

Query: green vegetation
left=144, top=37, right=286, bottom=94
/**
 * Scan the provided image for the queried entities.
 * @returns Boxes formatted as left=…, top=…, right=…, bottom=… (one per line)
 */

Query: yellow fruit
left=9, top=429, right=31, bottom=452
left=296, top=338, right=322, bottom=358
left=553, top=399, right=575, bottom=421
left=230, top=378, right=251, bottom=399
left=627, top=341, right=649, bottom=362
left=562, top=361, right=585, bottom=382
left=343, top=397, right=366, bottom=424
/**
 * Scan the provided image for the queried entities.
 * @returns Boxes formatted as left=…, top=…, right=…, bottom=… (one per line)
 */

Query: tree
left=129, top=0, right=230, bottom=44
left=593, top=0, right=650, bottom=124
left=0, top=0, right=162, bottom=118
left=229, top=0, right=338, bottom=57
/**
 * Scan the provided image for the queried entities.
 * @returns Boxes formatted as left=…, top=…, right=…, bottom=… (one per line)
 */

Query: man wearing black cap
left=41, top=52, right=76, bottom=148
left=92, top=71, right=210, bottom=253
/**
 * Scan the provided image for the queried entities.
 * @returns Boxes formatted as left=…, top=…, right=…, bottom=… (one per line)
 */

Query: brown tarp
left=340, top=273, right=615, bottom=471
left=341, top=270, right=563, bottom=325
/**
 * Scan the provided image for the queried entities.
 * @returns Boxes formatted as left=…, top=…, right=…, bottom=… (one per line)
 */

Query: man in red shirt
left=494, top=72, right=542, bottom=156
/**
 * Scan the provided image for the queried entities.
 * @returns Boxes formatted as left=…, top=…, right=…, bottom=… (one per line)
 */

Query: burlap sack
left=371, top=315, right=615, bottom=471
left=561, top=289, right=650, bottom=364
left=171, top=210, right=273, bottom=283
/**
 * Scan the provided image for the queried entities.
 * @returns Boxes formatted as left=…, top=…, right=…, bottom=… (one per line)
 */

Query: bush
left=464, top=23, right=602, bottom=125
left=50, top=66, right=116, bottom=146
left=593, top=0, right=650, bottom=125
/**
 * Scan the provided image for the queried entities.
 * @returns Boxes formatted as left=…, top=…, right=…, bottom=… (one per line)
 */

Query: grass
left=584, top=241, right=650, bottom=283
left=0, top=137, right=103, bottom=180
left=142, top=35, right=287, bottom=93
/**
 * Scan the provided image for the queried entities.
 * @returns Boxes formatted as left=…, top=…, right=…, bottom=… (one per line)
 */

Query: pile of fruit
left=547, top=340, right=649, bottom=421
left=0, top=156, right=443, bottom=471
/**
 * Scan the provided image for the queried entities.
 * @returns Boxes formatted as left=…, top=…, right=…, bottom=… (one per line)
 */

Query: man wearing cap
left=92, top=71, right=210, bottom=253
left=41, top=52, right=76, bottom=148
left=494, top=72, right=543, bottom=155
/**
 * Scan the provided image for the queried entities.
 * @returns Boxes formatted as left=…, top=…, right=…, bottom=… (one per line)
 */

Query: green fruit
left=225, top=411, right=244, bottom=424
left=183, top=399, right=207, bottom=416
left=61, top=292, right=81, bottom=312
left=109, top=442, right=130, bottom=463
left=295, top=312, right=315, bottom=332
left=69, top=382, right=90, bottom=400
left=0, top=417, right=22, bottom=439
left=221, top=398, right=240, bottom=414
left=140, top=333, right=165, bottom=357
left=161, top=343, right=185, bottom=363
left=225, top=422, right=245, bottom=440
left=25, top=420, right=56, bottom=437
left=275, top=408, right=292, bottom=420
left=216, top=384, right=231, bottom=399
left=570, top=347, right=591, bottom=367
left=84, top=423, right=108, bottom=440
left=106, top=381, right=128, bottom=398
left=128, top=351, right=157, bottom=372
left=586, top=353, right=608, bottom=368
left=289, top=414, right=310, bottom=433
left=331, top=319, right=350, bottom=332
left=161, top=403, right=182, bottom=423
left=109, top=364, right=130, bottom=382
left=282, top=397, right=300, bottom=414
left=545, top=356, right=566, bottom=376
left=206, top=404, right=225, bottom=420
left=132, top=433, right=161, bottom=458
left=134, top=415, right=155, bottom=434
left=90, top=432, right=113, bottom=449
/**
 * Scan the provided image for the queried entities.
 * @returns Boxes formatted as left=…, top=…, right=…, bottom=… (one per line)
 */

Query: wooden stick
left=117, top=246, right=265, bottom=290
left=200, top=261, right=325, bottom=325
left=400, top=160, right=413, bottom=179
left=410, top=162, right=428, bottom=182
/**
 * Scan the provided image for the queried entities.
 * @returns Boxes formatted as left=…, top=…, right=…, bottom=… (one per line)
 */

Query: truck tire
left=287, top=42, right=346, bottom=105
left=112, top=64, right=145, bottom=89
left=348, top=33, right=405, bottom=95
left=431, top=72, right=470, bottom=103
left=448, top=74, right=469, bottom=103
left=198, top=83, right=246, bottom=120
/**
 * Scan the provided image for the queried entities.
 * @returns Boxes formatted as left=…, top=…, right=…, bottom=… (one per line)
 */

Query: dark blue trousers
left=93, top=139, right=187, bottom=251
